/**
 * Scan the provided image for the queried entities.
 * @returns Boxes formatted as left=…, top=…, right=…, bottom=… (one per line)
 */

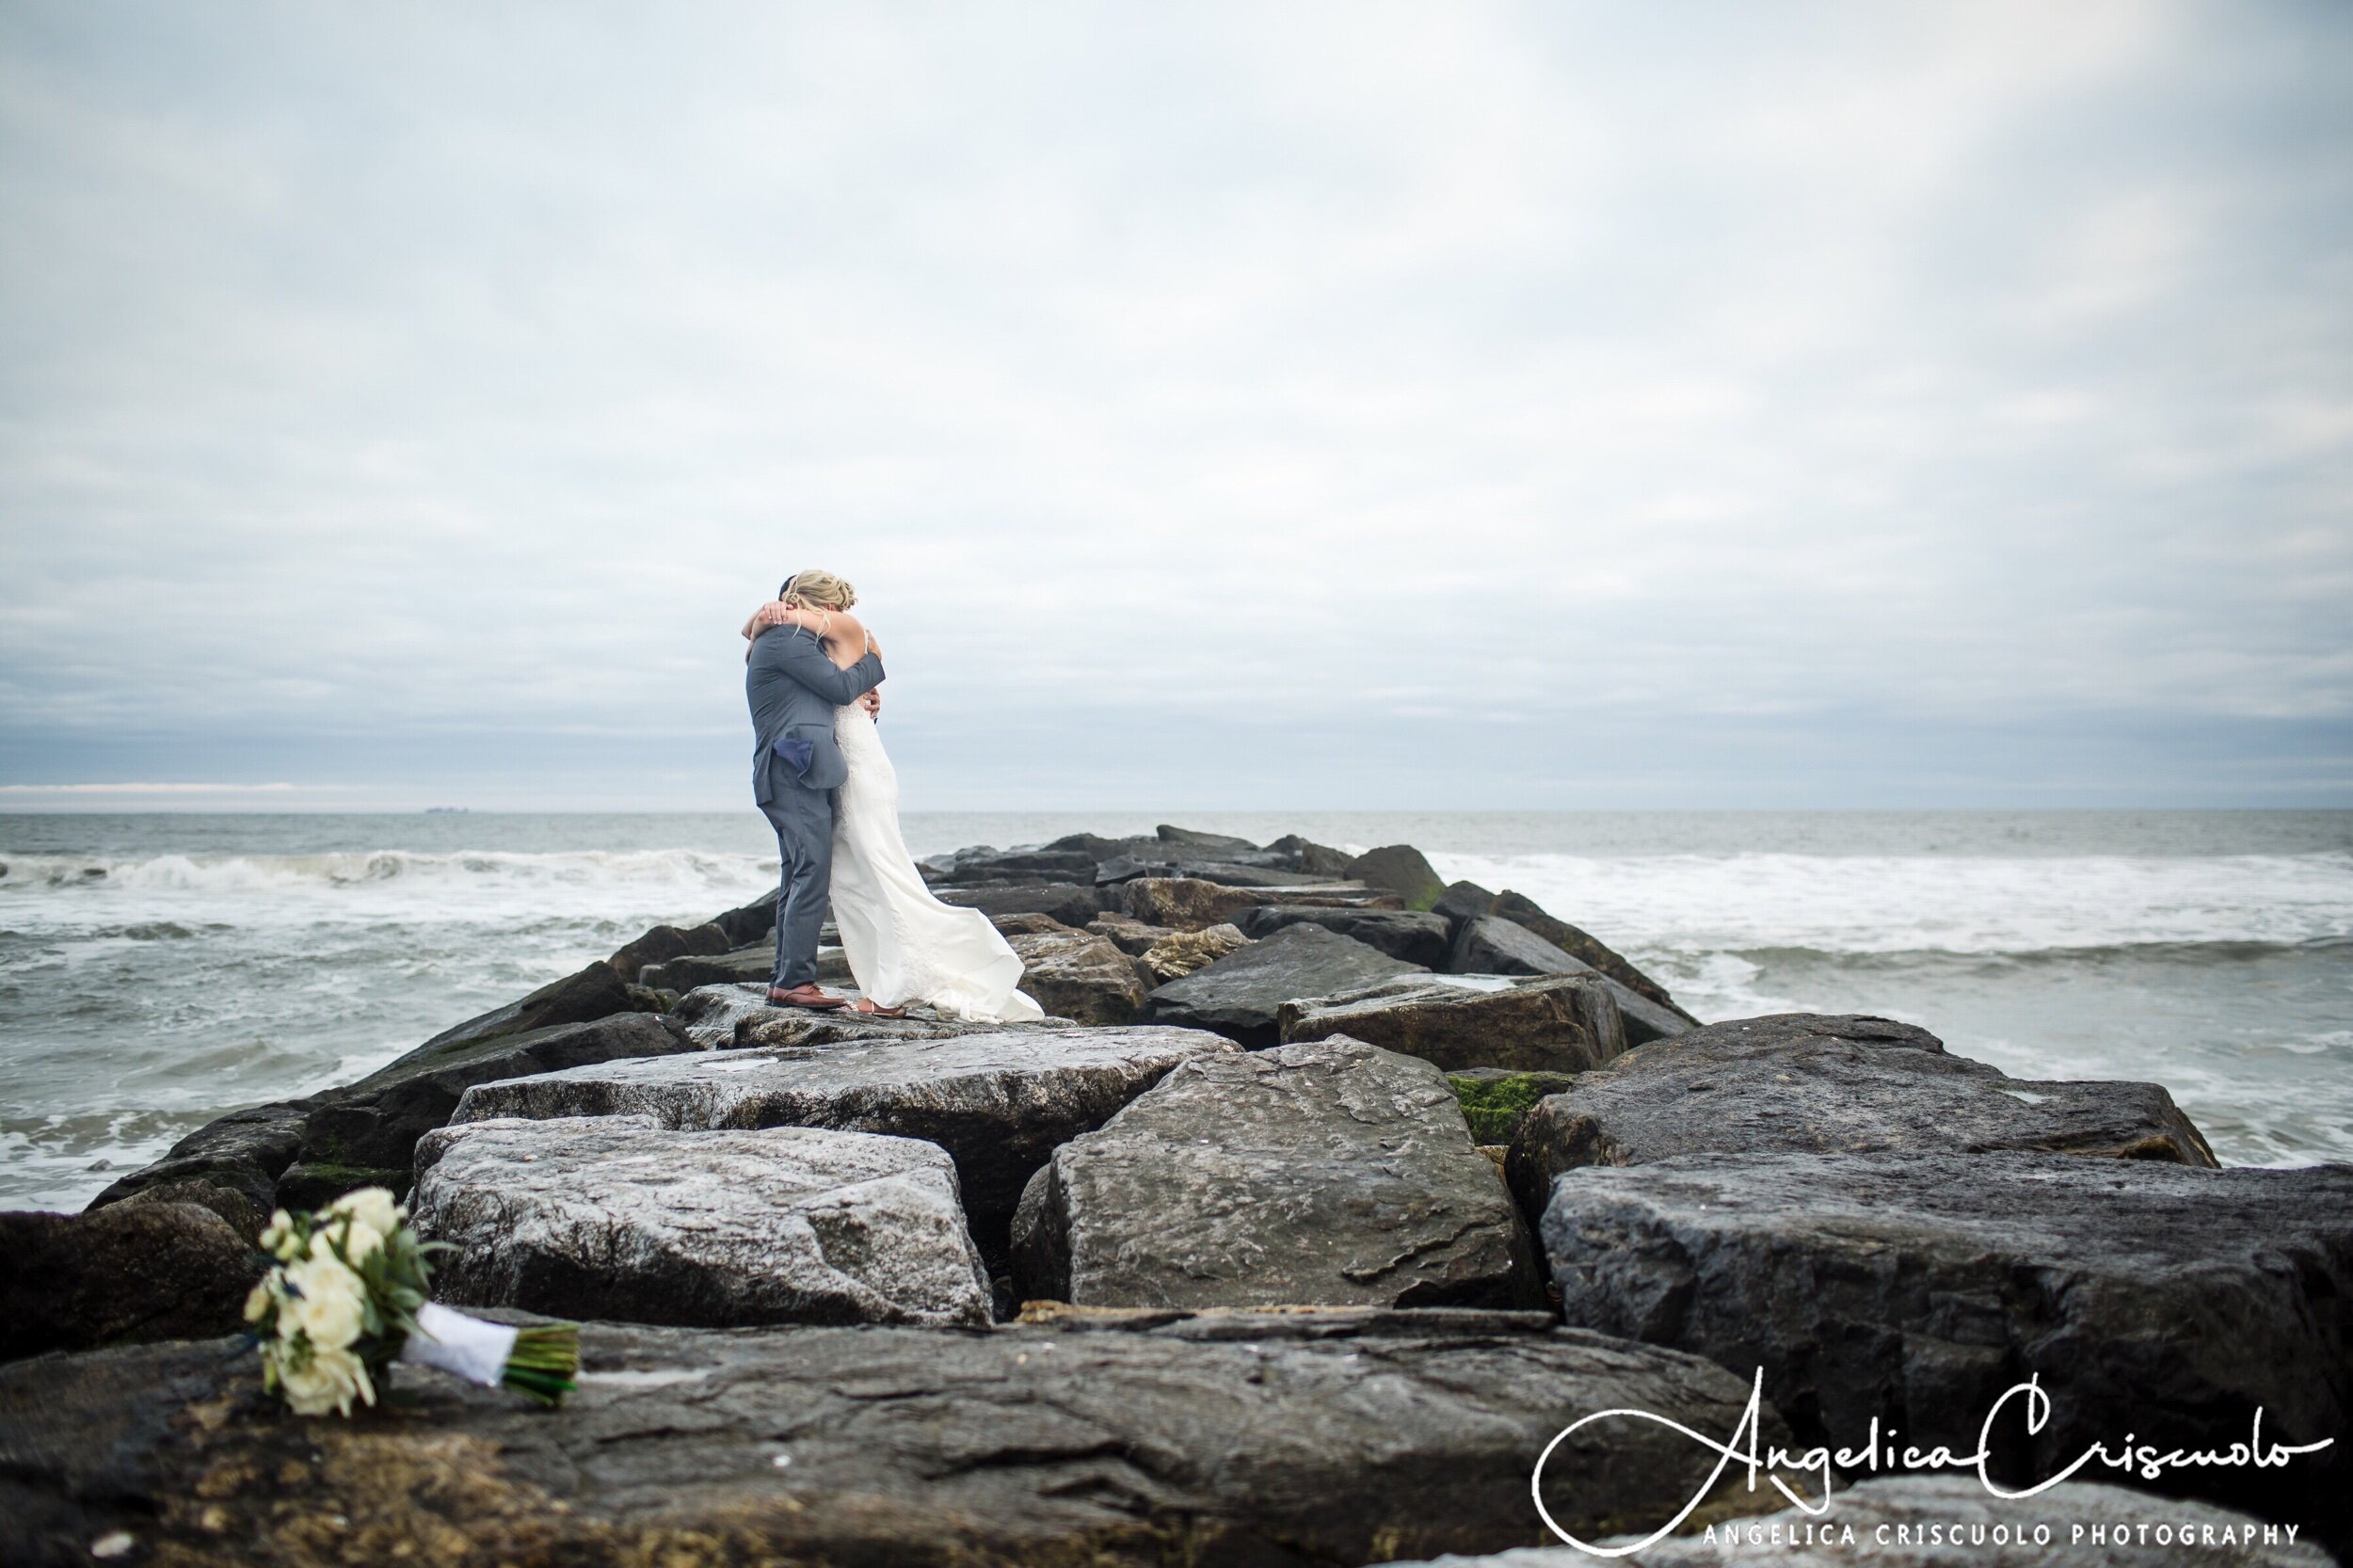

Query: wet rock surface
left=23, top=824, right=2335, bottom=1564
left=291, top=1012, right=696, bottom=1196
left=1488, top=890, right=1691, bottom=1016
left=1004, top=928, right=1148, bottom=1023
left=1014, top=1036, right=1543, bottom=1310
left=1540, top=1151, right=2353, bottom=1545
left=1088, top=912, right=1175, bottom=953
left=1120, top=874, right=1280, bottom=931
left=988, top=910, right=1075, bottom=936
left=606, top=920, right=731, bottom=982
left=0, top=1202, right=264, bottom=1362
left=1123, top=875, right=1397, bottom=931
left=1138, top=921, right=1249, bottom=982
left=1446, top=917, right=1696, bottom=1045
left=1238, top=904, right=1454, bottom=966
left=450, top=1024, right=1240, bottom=1247
left=417, top=960, right=638, bottom=1055
left=85, top=1099, right=311, bottom=1219
left=664, top=982, right=776, bottom=1047
left=0, top=1309, right=1800, bottom=1568
left=637, top=943, right=773, bottom=990
left=1281, top=973, right=1627, bottom=1075
left=413, top=1116, right=991, bottom=1328
left=1139, top=922, right=1428, bottom=1046
left=1347, top=843, right=1448, bottom=908
left=937, top=881, right=1106, bottom=927
left=1505, top=1012, right=2216, bottom=1219
left=1431, top=884, right=1692, bottom=1017
left=736, top=1003, right=1076, bottom=1048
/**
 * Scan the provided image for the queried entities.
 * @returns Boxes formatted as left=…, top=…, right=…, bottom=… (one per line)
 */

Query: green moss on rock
left=1449, top=1069, right=1579, bottom=1145
left=274, top=1160, right=409, bottom=1212
left=1344, top=844, right=1447, bottom=912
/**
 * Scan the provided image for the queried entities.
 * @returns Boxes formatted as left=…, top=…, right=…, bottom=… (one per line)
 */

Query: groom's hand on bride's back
left=858, top=689, right=881, bottom=720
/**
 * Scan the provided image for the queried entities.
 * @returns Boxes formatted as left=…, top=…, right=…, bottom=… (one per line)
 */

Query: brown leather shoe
left=766, top=984, right=849, bottom=1009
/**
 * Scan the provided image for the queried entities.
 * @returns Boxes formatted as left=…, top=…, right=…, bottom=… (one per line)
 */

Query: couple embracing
left=741, top=569, right=1043, bottom=1023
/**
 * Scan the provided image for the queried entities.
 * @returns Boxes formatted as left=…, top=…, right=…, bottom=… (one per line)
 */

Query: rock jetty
left=5, top=822, right=2344, bottom=1565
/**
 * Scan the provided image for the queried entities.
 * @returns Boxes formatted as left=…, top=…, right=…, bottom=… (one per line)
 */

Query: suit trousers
left=760, top=775, right=836, bottom=989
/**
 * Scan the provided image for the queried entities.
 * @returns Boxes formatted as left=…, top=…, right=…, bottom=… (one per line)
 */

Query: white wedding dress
left=827, top=702, right=1045, bottom=1021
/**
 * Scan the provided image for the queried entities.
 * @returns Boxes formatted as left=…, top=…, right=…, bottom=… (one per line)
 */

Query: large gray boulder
left=413, top=1116, right=992, bottom=1328
left=1492, top=889, right=1692, bottom=1016
left=84, top=1099, right=311, bottom=1219
left=918, top=842, right=1101, bottom=884
left=1160, top=859, right=1332, bottom=888
left=1449, top=916, right=1695, bottom=1045
left=742, top=1005, right=1073, bottom=1048
left=1153, top=824, right=1261, bottom=853
left=669, top=984, right=1083, bottom=1050
left=1124, top=876, right=1398, bottom=931
left=1088, top=912, right=1176, bottom=954
left=416, top=959, right=637, bottom=1054
left=937, top=881, right=1105, bottom=927
left=664, top=981, right=777, bottom=1047
left=1138, top=921, right=1428, bottom=1046
left=1137, top=922, right=1249, bottom=983
left=1371, top=1476, right=2336, bottom=1566
left=1541, top=1152, right=2353, bottom=1545
left=641, top=941, right=854, bottom=990
left=284, top=1011, right=695, bottom=1203
left=0, top=1203, right=264, bottom=1363
left=637, top=941, right=774, bottom=990
left=1266, top=832, right=1354, bottom=876
left=1431, top=883, right=1692, bottom=1019
left=0, top=1309, right=1801, bottom=1565
left=1004, top=928, right=1147, bottom=1023
left=1346, top=843, right=1448, bottom=908
left=450, top=1024, right=1239, bottom=1249
left=1506, top=1013, right=2216, bottom=1220
left=707, top=883, right=781, bottom=946
left=605, top=920, right=731, bottom=981
left=1238, top=904, right=1454, bottom=966
left=1280, top=973, right=1627, bottom=1075
left=1014, top=1036, right=1543, bottom=1310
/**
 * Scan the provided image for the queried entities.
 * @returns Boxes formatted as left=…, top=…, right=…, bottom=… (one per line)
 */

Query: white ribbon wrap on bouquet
left=398, top=1302, right=519, bottom=1388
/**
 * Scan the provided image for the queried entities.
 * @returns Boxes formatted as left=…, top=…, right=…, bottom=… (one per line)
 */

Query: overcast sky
left=2, top=1, right=2348, bottom=810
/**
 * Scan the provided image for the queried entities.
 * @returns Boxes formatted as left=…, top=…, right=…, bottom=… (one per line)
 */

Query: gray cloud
left=2, top=0, right=2348, bottom=808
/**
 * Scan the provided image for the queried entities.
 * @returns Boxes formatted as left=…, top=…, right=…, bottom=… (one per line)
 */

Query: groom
left=746, top=573, right=886, bottom=1009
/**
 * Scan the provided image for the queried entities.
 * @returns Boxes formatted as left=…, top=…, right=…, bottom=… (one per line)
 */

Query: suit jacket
left=746, top=625, right=886, bottom=806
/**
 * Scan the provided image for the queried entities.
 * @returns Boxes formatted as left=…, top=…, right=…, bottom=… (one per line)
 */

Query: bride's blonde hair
left=778, top=569, right=856, bottom=611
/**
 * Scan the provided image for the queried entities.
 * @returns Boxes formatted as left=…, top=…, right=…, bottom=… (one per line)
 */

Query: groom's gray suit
left=746, top=624, right=886, bottom=989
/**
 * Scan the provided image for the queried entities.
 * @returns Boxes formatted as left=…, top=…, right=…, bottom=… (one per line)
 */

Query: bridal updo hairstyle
left=778, top=569, right=856, bottom=612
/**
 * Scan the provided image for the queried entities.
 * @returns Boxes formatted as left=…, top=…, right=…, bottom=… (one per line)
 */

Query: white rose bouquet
left=245, top=1187, right=577, bottom=1416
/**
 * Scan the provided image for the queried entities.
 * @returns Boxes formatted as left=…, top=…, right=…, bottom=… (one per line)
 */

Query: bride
left=741, top=575, right=1044, bottom=1023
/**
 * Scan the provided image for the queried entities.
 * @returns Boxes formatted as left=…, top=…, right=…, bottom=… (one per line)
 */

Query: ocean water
left=1, top=809, right=2347, bottom=1211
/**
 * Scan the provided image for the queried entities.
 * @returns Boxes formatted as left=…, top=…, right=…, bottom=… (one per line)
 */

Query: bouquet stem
left=399, top=1301, right=578, bottom=1405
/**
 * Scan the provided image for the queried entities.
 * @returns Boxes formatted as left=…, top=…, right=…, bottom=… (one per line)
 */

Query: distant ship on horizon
left=422, top=806, right=470, bottom=814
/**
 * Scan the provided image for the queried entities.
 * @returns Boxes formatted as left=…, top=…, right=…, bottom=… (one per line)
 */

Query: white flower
left=282, top=1256, right=367, bottom=1351
left=328, top=1187, right=403, bottom=1239
left=277, top=1341, right=376, bottom=1417
left=243, top=1277, right=279, bottom=1325
left=258, top=1210, right=300, bottom=1261
left=337, top=1218, right=388, bottom=1262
